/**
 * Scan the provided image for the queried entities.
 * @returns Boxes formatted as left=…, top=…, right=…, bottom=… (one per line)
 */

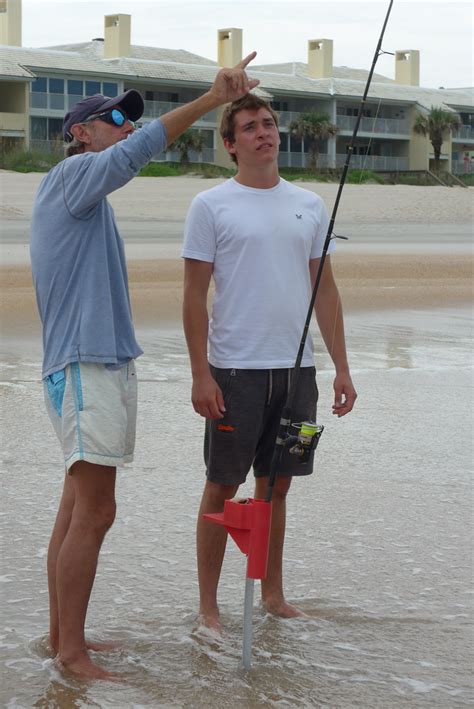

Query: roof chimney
left=308, top=39, right=333, bottom=79
left=0, top=0, right=22, bottom=46
left=217, top=28, right=242, bottom=67
left=104, top=14, right=131, bottom=58
left=395, top=50, right=420, bottom=86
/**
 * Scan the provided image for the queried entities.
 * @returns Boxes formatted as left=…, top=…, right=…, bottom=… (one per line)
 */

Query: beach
left=0, top=172, right=473, bottom=335
left=1, top=172, right=473, bottom=707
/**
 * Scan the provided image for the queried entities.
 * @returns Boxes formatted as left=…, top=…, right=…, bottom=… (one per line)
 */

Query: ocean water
left=0, top=307, right=472, bottom=708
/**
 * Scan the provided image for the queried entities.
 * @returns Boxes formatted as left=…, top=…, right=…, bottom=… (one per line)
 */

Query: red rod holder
left=204, top=498, right=272, bottom=580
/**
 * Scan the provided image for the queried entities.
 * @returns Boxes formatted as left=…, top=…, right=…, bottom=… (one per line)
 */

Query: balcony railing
left=336, top=154, right=409, bottom=171
left=29, top=93, right=219, bottom=126
left=337, top=115, right=410, bottom=135
left=278, top=152, right=331, bottom=169
left=29, top=138, right=215, bottom=164
left=151, top=147, right=216, bottom=164
left=278, top=112, right=410, bottom=135
left=277, top=111, right=326, bottom=128
left=30, top=139, right=65, bottom=154
left=452, top=125, right=474, bottom=141
left=452, top=158, right=473, bottom=174
left=30, top=93, right=88, bottom=112
left=142, top=100, right=217, bottom=124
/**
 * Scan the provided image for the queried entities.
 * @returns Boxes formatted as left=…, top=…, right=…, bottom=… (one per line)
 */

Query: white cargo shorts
left=44, top=361, right=137, bottom=472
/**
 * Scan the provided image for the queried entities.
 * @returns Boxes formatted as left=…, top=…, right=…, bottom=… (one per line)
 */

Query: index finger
left=235, top=51, right=257, bottom=69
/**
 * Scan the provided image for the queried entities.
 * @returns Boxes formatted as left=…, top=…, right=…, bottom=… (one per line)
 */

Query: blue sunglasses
left=84, top=108, right=135, bottom=129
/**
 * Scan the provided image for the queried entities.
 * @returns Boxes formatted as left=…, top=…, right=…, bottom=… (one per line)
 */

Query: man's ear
left=70, top=123, right=93, bottom=145
left=223, top=137, right=236, bottom=157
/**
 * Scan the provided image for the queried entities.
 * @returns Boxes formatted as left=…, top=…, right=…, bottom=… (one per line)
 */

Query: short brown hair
left=220, top=95, right=279, bottom=163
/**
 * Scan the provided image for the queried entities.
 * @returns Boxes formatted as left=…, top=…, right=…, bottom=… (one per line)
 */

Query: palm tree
left=289, top=112, right=338, bottom=171
left=413, top=106, right=462, bottom=174
left=170, top=129, right=206, bottom=166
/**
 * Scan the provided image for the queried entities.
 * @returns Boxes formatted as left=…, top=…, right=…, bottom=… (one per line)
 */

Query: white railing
left=29, top=139, right=64, bottom=154
left=336, top=154, right=409, bottom=171
left=451, top=159, right=473, bottom=174
left=278, top=152, right=331, bottom=169
left=143, top=100, right=217, bottom=124
left=277, top=111, right=327, bottom=128
left=30, top=93, right=86, bottom=111
left=336, top=115, right=410, bottom=135
left=452, top=125, right=474, bottom=141
left=152, top=147, right=215, bottom=164
left=29, top=93, right=218, bottom=126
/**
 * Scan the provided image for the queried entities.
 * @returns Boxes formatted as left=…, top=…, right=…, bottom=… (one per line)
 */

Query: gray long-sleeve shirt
left=30, top=119, right=167, bottom=378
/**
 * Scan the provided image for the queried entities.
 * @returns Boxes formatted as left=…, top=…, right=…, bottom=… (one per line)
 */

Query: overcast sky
left=22, top=0, right=473, bottom=89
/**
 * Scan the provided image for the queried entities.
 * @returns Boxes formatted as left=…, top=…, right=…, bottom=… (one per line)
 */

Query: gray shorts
left=204, top=366, right=318, bottom=486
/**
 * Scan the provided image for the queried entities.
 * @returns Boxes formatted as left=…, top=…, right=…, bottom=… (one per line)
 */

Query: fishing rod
left=205, top=0, right=395, bottom=671
left=265, top=0, right=395, bottom=503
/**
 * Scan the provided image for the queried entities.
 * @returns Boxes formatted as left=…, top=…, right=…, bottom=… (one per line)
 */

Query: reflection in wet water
left=1, top=308, right=473, bottom=707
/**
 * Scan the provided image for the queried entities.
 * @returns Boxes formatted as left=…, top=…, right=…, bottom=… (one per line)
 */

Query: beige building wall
left=307, top=39, right=333, bottom=79
left=408, top=106, right=429, bottom=170
left=395, top=50, right=420, bottom=86
left=104, top=14, right=131, bottom=58
left=0, top=81, right=29, bottom=148
left=0, top=0, right=22, bottom=46
left=215, top=28, right=242, bottom=169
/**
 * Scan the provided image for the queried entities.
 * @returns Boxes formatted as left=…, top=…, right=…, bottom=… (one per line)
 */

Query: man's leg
left=56, top=461, right=117, bottom=678
left=47, top=471, right=75, bottom=653
left=196, top=480, right=239, bottom=631
left=254, top=475, right=306, bottom=618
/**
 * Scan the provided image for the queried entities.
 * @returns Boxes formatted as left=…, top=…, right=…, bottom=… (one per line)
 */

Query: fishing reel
left=285, top=421, right=324, bottom=463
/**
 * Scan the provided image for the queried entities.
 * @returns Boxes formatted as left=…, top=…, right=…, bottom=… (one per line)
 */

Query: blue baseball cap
left=63, top=89, right=144, bottom=142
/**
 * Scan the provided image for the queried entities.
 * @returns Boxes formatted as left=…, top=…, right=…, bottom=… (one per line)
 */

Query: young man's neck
left=234, top=164, right=280, bottom=189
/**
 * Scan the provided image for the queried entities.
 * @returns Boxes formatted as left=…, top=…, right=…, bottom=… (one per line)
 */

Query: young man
left=30, top=55, right=258, bottom=680
left=182, top=94, right=357, bottom=632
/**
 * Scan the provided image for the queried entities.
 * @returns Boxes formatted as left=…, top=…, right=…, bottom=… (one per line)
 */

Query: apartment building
left=0, top=0, right=472, bottom=173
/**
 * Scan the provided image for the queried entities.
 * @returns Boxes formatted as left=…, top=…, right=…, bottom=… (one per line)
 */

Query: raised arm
left=310, top=256, right=357, bottom=417
left=183, top=258, right=226, bottom=420
left=161, top=52, right=259, bottom=145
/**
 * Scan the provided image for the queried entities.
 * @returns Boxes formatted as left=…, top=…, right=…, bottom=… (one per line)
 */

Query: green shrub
left=0, top=149, right=63, bottom=172
left=346, top=169, right=385, bottom=184
left=139, top=161, right=234, bottom=178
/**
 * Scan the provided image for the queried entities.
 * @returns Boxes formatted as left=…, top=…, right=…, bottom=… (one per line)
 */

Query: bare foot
left=263, top=599, right=308, bottom=618
left=55, top=653, right=122, bottom=681
left=198, top=612, right=222, bottom=637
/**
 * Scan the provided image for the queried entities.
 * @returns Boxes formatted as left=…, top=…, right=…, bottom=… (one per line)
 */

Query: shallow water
left=1, top=307, right=473, bottom=708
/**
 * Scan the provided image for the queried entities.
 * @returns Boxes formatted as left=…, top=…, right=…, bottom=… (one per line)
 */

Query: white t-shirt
left=182, top=177, right=334, bottom=369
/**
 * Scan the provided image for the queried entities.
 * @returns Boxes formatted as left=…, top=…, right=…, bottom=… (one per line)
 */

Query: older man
left=30, top=55, right=258, bottom=679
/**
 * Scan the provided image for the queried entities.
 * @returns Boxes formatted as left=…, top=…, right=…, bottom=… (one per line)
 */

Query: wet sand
left=0, top=172, right=473, bottom=336
left=0, top=173, right=473, bottom=707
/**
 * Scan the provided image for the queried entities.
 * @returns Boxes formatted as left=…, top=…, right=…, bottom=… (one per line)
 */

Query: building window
left=49, top=78, right=64, bottom=94
left=31, top=116, right=47, bottom=140
left=48, top=118, right=63, bottom=140
left=31, top=77, right=47, bottom=93
left=68, top=80, right=83, bottom=95
left=86, top=81, right=101, bottom=96
left=279, top=132, right=288, bottom=151
left=290, top=134, right=302, bottom=152
left=103, top=82, right=118, bottom=97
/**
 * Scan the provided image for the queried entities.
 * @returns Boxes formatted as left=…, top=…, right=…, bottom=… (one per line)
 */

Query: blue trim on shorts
left=70, top=362, right=84, bottom=459
left=45, top=369, right=66, bottom=417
